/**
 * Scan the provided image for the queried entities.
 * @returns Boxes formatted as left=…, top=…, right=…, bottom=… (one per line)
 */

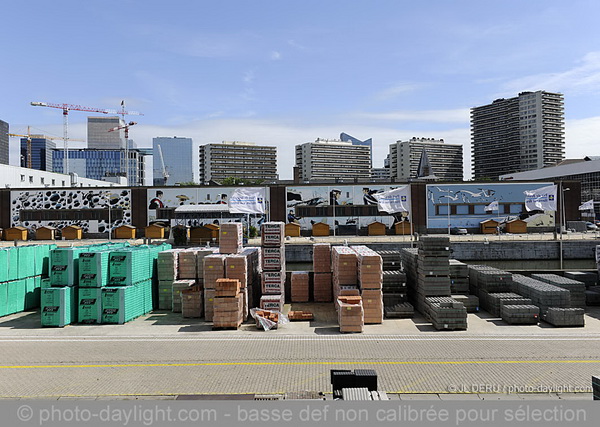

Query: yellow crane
left=8, top=126, right=84, bottom=169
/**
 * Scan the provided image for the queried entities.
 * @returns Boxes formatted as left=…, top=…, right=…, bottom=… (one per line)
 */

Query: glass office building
left=52, top=149, right=144, bottom=185
left=152, top=137, right=198, bottom=186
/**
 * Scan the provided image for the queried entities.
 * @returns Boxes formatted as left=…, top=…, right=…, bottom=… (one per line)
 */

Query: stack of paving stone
left=260, top=222, right=285, bottom=312
left=213, top=278, right=243, bottom=329
left=449, top=259, right=469, bottom=294
left=181, top=284, right=203, bottom=318
left=337, top=295, right=364, bottom=333
left=511, top=274, right=571, bottom=317
left=382, top=270, right=407, bottom=308
left=423, top=296, right=467, bottom=330
left=352, top=246, right=383, bottom=324
left=531, top=274, right=586, bottom=309
left=468, top=265, right=513, bottom=295
left=565, top=271, right=598, bottom=288
left=481, top=292, right=524, bottom=317
left=399, top=247, right=419, bottom=298
left=171, top=279, right=195, bottom=312
left=291, top=271, right=309, bottom=302
left=451, top=295, right=479, bottom=313
left=332, top=246, right=358, bottom=302
left=414, top=237, right=451, bottom=314
left=586, top=287, right=600, bottom=306
left=543, top=307, right=585, bottom=327
left=219, top=223, right=244, bottom=254
left=313, top=243, right=332, bottom=302
left=376, top=250, right=402, bottom=271
left=384, top=302, right=414, bottom=318
left=593, top=376, right=600, bottom=400
left=501, top=304, right=540, bottom=325
left=203, top=254, right=227, bottom=321
left=156, top=249, right=181, bottom=310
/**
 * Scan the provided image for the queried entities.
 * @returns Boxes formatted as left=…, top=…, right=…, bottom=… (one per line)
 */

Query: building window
left=29, top=176, right=33, bottom=183
left=20, top=175, right=25, bottom=182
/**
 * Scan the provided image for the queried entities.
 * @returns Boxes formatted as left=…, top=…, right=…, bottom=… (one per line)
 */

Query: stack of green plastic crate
left=41, top=286, right=77, bottom=327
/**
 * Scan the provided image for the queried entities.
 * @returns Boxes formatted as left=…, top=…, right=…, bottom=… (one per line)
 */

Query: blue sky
left=3, top=0, right=600, bottom=179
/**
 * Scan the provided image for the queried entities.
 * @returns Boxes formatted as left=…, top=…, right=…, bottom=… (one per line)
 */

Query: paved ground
left=1, top=305, right=599, bottom=400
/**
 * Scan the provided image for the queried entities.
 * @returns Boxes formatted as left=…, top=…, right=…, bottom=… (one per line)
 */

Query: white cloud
left=270, top=51, right=281, bottom=60
left=565, top=116, right=600, bottom=158
left=374, top=83, right=425, bottom=101
left=355, top=108, right=470, bottom=123
left=500, top=51, right=600, bottom=95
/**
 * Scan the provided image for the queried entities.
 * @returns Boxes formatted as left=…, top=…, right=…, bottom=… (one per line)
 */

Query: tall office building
left=0, top=119, right=9, bottom=165
left=87, top=116, right=126, bottom=149
left=152, top=137, right=198, bottom=186
left=389, top=137, right=463, bottom=181
left=295, top=138, right=371, bottom=182
left=199, top=141, right=277, bottom=184
left=340, top=132, right=373, bottom=166
left=20, top=135, right=56, bottom=171
left=471, top=91, right=565, bottom=179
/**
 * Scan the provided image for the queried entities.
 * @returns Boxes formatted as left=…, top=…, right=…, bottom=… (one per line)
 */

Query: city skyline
left=3, top=1, right=600, bottom=180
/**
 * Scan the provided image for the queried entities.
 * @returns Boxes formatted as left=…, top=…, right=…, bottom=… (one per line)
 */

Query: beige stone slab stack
left=338, top=295, right=364, bottom=333
left=157, top=249, right=181, bottom=310
left=172, top=279, right=195, bottom=313
left=178, top=249, right=199, bottom=280
left=352, top=246, right=383, bottom=324
left=213, top=278, right=243, bottom=329
left=291, top=271, right=309, bottom=302
left=181, top=285, right=203, bottom=318
left=203, top=254, right=226, bottom=321
left=219, top=223, right=243, bottom=254
left=260, top=222, right=285, bottom=311
left=195, top=248, right=218, bottom=283
left=313, top=243, right=332, bottom=302
left=332, top=246, right=358, bottom=302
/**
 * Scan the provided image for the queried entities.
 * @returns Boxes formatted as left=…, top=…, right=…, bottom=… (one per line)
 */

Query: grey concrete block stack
left=383, top=301, right=414, bottom=318
left=377, top=250, right=402, bottom=271
left=414, top=236, right=452, bottom=313
left=451, top=294, right=479, bottom=313
left=531, top=273, right=586, bottom=309
left=564, top=271, right=597, bottom=288
left=423, top=296, right=467, bottom=330
left=468, top=265, right=513, bottom=295
left=511, top=274, right=571, bottom=318
left=544, top=307, right=585, bottom=327
left=449, top=259, right=469, bottom=294
left=501, top=304, right=540, bottom=324
left=482, top=292, right=524, bottom=317
left=382, top=271, right=407, bottom=308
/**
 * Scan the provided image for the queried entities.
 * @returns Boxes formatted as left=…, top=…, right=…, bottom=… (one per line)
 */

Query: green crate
left=34, top=244, right=54, bottom=277
left=41, top=278, right=51, bottom=289
left=40, top=286, right=77, bottom=327
left=6, top=280, right=26, bottom=315
left=78, top=287, right=102, bottom=324
left=0, top=282, right=7, bottom=317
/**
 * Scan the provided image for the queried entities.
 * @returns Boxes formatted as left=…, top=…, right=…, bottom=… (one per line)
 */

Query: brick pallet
left=260, top=294, right=284, bottom=312
left=172, top=279, right=195, bottom=313
left=219, top=223, right=243, bottom=254
left=213, top=278, right=243, bottom=329
left=204, top=288, right=216, bottom=321
left=261, top=246, right=285, bottom=271
left=338, top=296, right=364, bottom=333
left=531, top=273, right=586, bottom=309
left=259, top=222, right=285, bottom=312
left=177, top=249, right=199, bottom=279
left=313, top=243, right=331, bottom=273
left=261, top=222, right=285, bottom=247
left=203, top=254, right=226, bottom=289
left=287, top=310, right=314, bottom=321
left=352, top=246, right=383, bottom=324
left=157, top=249, right=181, bottom=282
left=158, top=280, right=173, bottom=310
left=543, top=307, right=585, bottom=327
left=291, top=271, right=309, bottom=302
left=332, top=246, right=358, bottom=302
left=501, top=304, right=540, bottom=325
left=314, top=272, right=332, bottom=302
left=181, top=285, right=203, bottom=318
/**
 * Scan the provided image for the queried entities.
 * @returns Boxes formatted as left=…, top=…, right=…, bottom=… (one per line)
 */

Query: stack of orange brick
left=338, top=295, right=364, bottom=333
left=352, top=246, right=384, bottom=324
left=172, top=279, right=195, bottom=313
left=226, top=254, right=252, bottom=319
left=203, top=254, right=227, bottom=321
left=178, top=250, right=199, bottom=280
left=181, top=285, right=203, bottom=318
left=291, top=271, right=309, bottom=302
left=219, top=223, right=243, bottom=254
left=213, top=278, right=243, bottom=329
left=287, top=311, right=314, bottom=321
left=313, top=243, right=332, bottom=302
left=332, top=246, right=358, bottom=302
left=260, top=222, right=285, bottom=312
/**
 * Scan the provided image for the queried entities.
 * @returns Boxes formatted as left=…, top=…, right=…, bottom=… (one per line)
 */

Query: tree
left=220, top=177, right=265, bottom=186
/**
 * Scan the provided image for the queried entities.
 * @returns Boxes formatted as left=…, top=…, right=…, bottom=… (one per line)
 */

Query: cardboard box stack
left=213, top=278, right=243, bottom=329
left=313, top=243, right=332, bottom=302
left=352, top=246, right=383, bottom=324
left=260, top=222, right=285, bottom=312
left=291, top=271, right=309, bottom=302
left=337, top=295, right=364, bottom=333
left=203, top=254, right=227, bottom=322
left=181, top=285, right=203, bottom=318
left=332, top=246, right=358, bottom=302
left=219, top=223, right=243, bottom=254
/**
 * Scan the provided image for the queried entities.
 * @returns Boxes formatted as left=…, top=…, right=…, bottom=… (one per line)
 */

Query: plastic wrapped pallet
left=196, top=248, right=218, bottom=280
left=204, top=288, right=216, bottom=321
left=313, top=243, right=331, bottom=273
left=261, top=222, right=285, bottom=247
left=158, top=280, right=173, bottom=310
left=172, top=280, right=195, bottom=312
left=260, top=294, right=284, bottom=312
left=338, top=296, right=364, bottom=333
left=203, top=254, right=227, bottom=289
left=219, top=223, right=243, bottom=254
left=314, top=272, right=332, bottom=302
left=239, top=247, right=261, bottom=286
left=261, top=246, right=285, bottom=271
left=79, top=250, right=112, bottom=287
left=108, top=247, right=151, bottom=286
left=78, top=287, right=103, bottom=324
left=226, top=254, right=249, bottom=288
left=361, top=288, right=383, bottom=324
left=332, top=246, right=358, bottom=286
left=41, top=286, right=77, bottom=327
left=157, top=249, right=181, bottom=281
left=178, top=249, right=200, bottom=279
left=291, top=271, right=309, bottom=303
left=50, top=246, right=89, bottom=286
left=261, top=270, right=285, bottom=294
left=213, top=292, right=243, bottom=329
left=181, top=285, right=203, bottom=318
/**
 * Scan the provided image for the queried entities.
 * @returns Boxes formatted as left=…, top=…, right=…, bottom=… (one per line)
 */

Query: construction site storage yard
left=0, top=226, right=600, bottom=401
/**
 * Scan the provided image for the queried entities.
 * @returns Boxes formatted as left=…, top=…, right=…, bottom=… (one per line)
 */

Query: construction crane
left=8, top=126, right=84, bottom=169
left=157, top=144, right=169, bottom=185
left=31, top=101, right=116, bottom=175
left=108, top=100, right=143, bottom=186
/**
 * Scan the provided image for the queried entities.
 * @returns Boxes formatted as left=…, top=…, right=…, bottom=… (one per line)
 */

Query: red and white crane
left=30, top=101, right=116, bottom=175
